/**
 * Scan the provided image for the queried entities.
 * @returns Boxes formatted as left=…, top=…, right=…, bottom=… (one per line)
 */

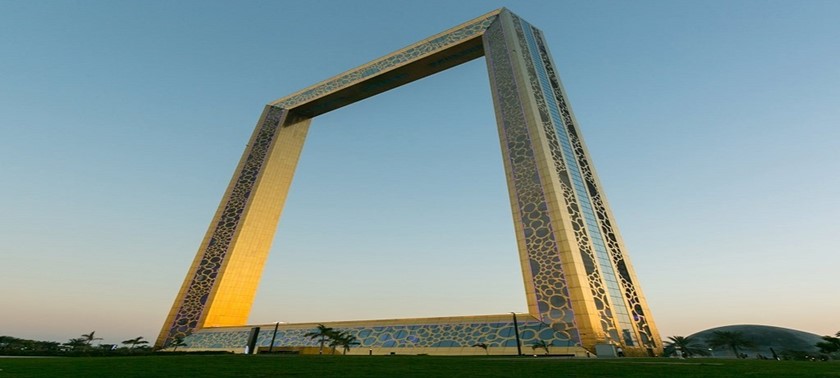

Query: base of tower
left=169, top=313, right=598, bottom=356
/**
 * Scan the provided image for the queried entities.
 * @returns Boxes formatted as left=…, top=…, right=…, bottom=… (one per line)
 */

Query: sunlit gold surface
left=158, top=8, right=662, bottom=356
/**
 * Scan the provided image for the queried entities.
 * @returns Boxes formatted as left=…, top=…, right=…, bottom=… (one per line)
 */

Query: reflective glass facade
left=519, top=19, right=637, bottom=346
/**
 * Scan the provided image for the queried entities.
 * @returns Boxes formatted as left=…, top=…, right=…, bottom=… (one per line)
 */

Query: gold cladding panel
left=203, top=117, right=310, bottom=327
left=157, top=8, right=662, bottom=355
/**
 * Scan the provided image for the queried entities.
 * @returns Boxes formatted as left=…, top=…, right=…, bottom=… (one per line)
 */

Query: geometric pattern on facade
left=515, top=18, right=658, bottom=348
left=510, top=14, right=627, bottom=342
left=157, top=8, right=662, bottom=355
left=183, top=315, right=576, bottom=353
left=483, top=18, right=579, bottom=340
left=160, top=106, right=288, bottom=344
left=270, top=14, right=499, bottom=113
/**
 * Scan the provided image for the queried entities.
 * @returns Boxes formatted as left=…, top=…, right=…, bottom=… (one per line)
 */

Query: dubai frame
left=157, top=9, right=662, bottom=356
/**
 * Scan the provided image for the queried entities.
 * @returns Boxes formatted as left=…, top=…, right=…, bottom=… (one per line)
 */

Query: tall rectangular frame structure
left=157, top=8, right=661, bottom=355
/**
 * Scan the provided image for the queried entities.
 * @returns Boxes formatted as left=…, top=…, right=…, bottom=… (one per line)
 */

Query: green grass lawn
left=1, top=355, right=838, bottom=377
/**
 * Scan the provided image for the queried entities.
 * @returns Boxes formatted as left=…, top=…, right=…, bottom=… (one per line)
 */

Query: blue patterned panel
left=183, top=318, right=577, bottom=350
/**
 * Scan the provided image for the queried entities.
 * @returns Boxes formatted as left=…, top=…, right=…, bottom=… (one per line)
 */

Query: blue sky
left=1, top=1, right=838, bottom=346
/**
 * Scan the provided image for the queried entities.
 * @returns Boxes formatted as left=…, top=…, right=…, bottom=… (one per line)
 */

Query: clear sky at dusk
left=1, top=1, right=838, bottom=346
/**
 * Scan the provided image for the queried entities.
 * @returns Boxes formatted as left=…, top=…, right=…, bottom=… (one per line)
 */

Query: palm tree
left=327, top=333, right=340, bottom=355
left=169, top=336, right=187, bottom=351
left=816, top=334, right=840, bottom=356
left=122, top=336, right=149, bottom=350
left=304, top=324, right=335, bottom=355
left=329, top=331, right=360, bottom=355
left=81, top=331, right=102, bottom=347
left=531, top=340, right=552, bottom=355
left=472, top=342, right=489, bottom=355
left=706, top=331, right=754, bottom=358
left=64, top=338, right=89, bottom=351
left=665, top=336, right=710, bottom=358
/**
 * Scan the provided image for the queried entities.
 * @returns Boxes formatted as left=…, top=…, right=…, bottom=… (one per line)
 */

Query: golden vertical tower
left=157, top=9, right=662, bottom=355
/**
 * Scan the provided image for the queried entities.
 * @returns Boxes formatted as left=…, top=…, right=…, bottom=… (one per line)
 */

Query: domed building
left=683, top=324, right=823, bottom=358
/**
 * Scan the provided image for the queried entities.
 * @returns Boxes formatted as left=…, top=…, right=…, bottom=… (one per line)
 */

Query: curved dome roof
left=687, top=324, right=823, bottom=357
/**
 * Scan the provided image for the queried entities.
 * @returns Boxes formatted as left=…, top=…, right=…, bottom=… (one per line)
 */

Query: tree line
left=5, top=328, right=837, bottom=358
left=0, top=332, right=161, bottom=356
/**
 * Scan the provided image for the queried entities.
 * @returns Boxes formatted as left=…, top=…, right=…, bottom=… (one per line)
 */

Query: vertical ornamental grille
left=162, top=106, right=287, bottom=347
left=509, top=14, right=620, bottom=341
left=566, top=121, right=657, bottom=348
left=157, top=8, right=661, bottom=354
left=484, top=20, right=578, bottom=342
left=530, top=27, right=650, bottom=347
